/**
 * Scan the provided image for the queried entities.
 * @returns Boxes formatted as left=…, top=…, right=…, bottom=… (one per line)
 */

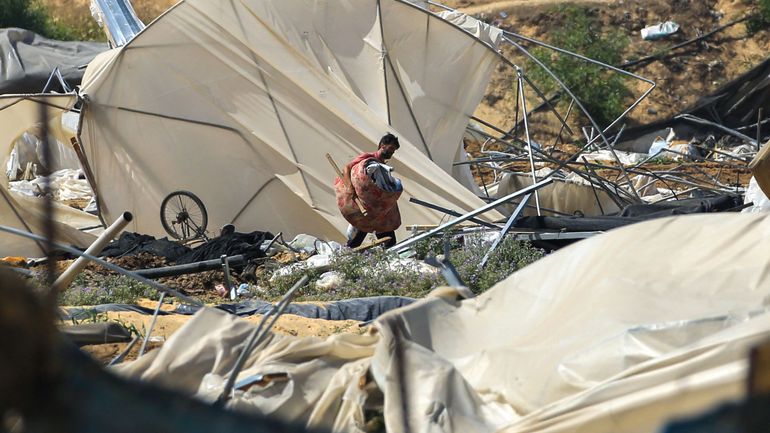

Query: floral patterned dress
left=335, top=156, right=402, bottom=233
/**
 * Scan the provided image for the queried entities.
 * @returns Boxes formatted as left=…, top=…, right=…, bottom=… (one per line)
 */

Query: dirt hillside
left=442, top=0, right=767, bottom=129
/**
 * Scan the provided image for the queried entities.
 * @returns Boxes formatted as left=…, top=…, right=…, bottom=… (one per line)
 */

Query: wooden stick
left=352, top=236, right=392, bottom=252
left=326, top=153, right=368, bottom=215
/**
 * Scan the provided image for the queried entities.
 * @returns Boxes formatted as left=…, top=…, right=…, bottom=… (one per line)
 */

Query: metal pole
left=217, top=275, right=310, bottom=404
left=38, top=100, right=56, bottom=310
left=553, top=99, right=575, bottom=149
left=0, top=224, right=202, bottom=306
left=502, top=36, right=643, bottom=200
left=53, top=211, right=133, bottom=291
left=479, top=193, right=531, bottom=269
left=757, top=108, right=763, bottom=152
left=107, top=334, right=140, bottom=366
left=138, top=292, right=166, bottom=357
left=389, top=178, right=554, bottom=253
left=408, top=197, right=500, bottom=229
left=517, top=67, right=541, bottom=215
left=221, top=255, right=235, bottom=300
left=676, top=114, right=758, bottom=146
left=503, top=31, right=656, bottom=135
left=135, top=255, right=247, bottom=279
left=521, top=74, right=574, bottom=136
left=581, top=157, right=606, bottom=215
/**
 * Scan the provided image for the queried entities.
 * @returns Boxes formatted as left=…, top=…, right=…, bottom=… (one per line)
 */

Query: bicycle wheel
left=160, top=190, right=208, bottom=241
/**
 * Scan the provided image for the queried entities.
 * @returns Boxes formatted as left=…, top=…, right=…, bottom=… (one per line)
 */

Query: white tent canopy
left=79, top=0, right=502, bottom=240
left=117, top=213, right=770, bottom=433
left=0, top=94, right=96, bottom=256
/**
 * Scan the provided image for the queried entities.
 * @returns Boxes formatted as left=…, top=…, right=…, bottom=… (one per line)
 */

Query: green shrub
left=747, top=0, right=770, bottom=34
left=448, top=235, right=545, bottom=294
left=265, top=235, right=545, bottom=300
left=526, top=6, right=631, bottom=127
left=0, top=0, right=76, bottom=40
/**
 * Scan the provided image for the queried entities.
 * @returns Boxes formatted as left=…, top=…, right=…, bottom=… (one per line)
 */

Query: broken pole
left=138, top=292, right=166, bottom=357
left=479, top=193, right=532, bottom=269
left=53, top=211, right=133, bottom=291
left=217, top=275, right=310, bottom=404
left=517, top=67, right=542, bottom=215
left=389, top=178, right=554, bottom=253
left=758, top=108, right=763, bottom=152
left=677, top=114, right=758, bottom=146
left=409, top=197, right=500, bottom=229
left=581, top=157, right=606, bottom=215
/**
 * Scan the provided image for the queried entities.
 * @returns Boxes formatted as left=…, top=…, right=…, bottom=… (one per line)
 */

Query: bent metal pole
left=53, top=211, right=133, bottom=291
left=389, top=178, right=554, bottom=253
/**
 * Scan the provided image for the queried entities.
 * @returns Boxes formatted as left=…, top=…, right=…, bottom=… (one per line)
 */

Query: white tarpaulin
left=79, top=0, right=502, bottom=240
left=494, top=171, right=622, bottom=217
left=117, top=212, right=770, bottom=433
left=0, top=95, right=96, bottom=256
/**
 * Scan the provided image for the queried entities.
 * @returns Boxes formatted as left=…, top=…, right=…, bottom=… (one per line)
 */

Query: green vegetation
left=0, top=0, right=82, bottom=40
left=268, top=235, right=545, bottom=300
left=747, top=0, right=770, bottom=34
left=526, top=6, right=631, bottom=127
left=59, top=273, right=157, bottom=306
left=67, top=309, right=144, bottom=338
left=414, top=234, right=546, bottom=294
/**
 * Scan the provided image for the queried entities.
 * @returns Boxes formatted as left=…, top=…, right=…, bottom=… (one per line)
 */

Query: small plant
left=67, top=307, right=144, bottom=338
left=747, top=0, right=770, bottom=34
left=526, top=6, right=631, bottom=127
left=446, top=234, right=545, bottom=294
left=59, top=273, right=157, bottom=306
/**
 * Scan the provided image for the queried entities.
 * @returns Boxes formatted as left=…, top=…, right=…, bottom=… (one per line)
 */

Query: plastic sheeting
left=78, top=0, right=502, bottom=241
left=0, top=94, right=96, bottom=256
left=494, top=171, right=622, bottom=217
left=64, top=296, right=415, bottom=322
left=117, top=213, right=770, bottom=433
left=0, top=28, right=107, bottom=94
left=750, top=141, right=770, bottom=197
left=190, top=296, right=415, bottom=321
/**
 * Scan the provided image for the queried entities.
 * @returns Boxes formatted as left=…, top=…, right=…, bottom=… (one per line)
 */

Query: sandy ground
left=455, top=0, right=612, bottom=16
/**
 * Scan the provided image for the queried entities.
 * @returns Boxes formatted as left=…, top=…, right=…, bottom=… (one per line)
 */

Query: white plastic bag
left=742, top=176, right=770, bottom=213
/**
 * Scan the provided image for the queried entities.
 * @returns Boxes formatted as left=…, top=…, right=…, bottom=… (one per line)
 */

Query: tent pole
left=0, top=224, right=200, bottom=305
left=517, top=67, right=541, bottom=215
left=479, top=193, right=531, bottom=269
left=389, top=178, right=553, bottom=252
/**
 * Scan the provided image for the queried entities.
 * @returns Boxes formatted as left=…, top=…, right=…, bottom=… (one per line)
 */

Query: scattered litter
left=316, top=271, right=343, bottom=290
left=214, top=283, right=228, bottom=297
left=641, top=21, right=680, bottom=41
left=271, top=254, right=333, bottom=280
left=742, top=177, right=770, bottom=213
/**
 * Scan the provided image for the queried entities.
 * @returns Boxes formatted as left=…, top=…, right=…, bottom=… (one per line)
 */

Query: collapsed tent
left=116, top=212, right=770, bottom=433
left=0, top=94, right=96, bottom=256
left=78, top=0, right=504, bottom=240
left=493, top=172, right=622, bottom=217
left=0, top=28, right=108, bottom=94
